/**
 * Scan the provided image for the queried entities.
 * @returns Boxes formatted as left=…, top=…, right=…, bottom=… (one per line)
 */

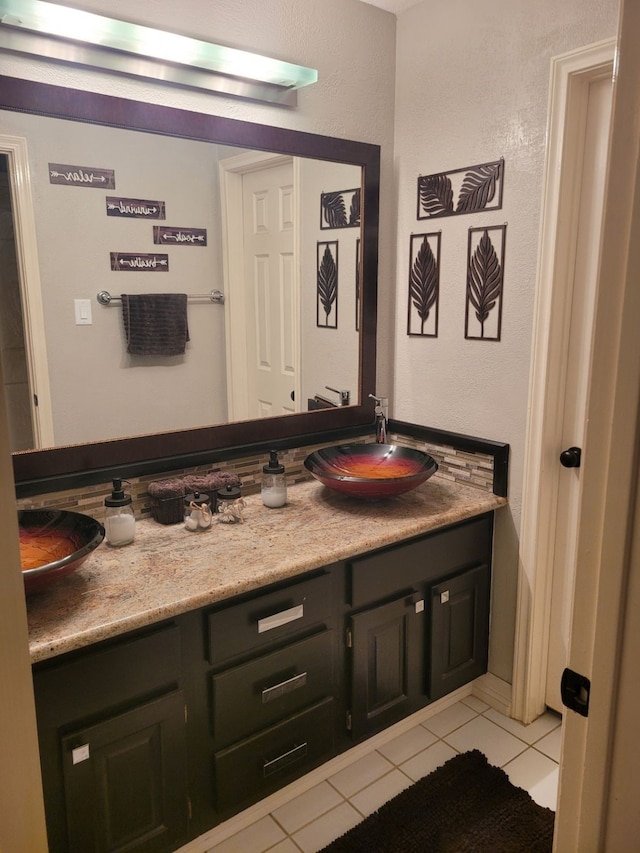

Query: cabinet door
left=61, top=691, right=188, bottom=853
left=349, top=594, right=424, bottom=740
left=429, top=563, right=490, bottom=700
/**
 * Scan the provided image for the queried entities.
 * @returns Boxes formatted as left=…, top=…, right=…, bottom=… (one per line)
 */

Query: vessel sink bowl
left=19, top=509, right=105, bottom=594
left=304, top=443, right=438, bottom=499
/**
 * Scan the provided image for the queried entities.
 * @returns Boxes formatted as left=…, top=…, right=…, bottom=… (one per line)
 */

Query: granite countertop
left=27, top=477, right=506, bottom=663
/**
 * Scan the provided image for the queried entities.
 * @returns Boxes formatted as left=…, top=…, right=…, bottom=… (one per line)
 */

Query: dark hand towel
left=121, top=293, right=190, bottom=356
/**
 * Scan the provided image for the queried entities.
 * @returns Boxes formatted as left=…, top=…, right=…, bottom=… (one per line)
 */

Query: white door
left=0, top=136, right=54, bottom=449
left=242, top=162, right=297, bottom=418
left=513, top=39, right=615, bottom=725
left=555, top=1, right=640, bottom=846
left=545, top=72, right=613, bottom=712
left=219, top=152, right=300, bottom=422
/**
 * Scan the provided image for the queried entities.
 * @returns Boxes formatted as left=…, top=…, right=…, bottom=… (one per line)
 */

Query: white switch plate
left=74, top=298, right=92, bottom=325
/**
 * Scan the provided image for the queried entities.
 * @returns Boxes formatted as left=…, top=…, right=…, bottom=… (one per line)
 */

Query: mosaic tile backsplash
left=16, top=431, right=495, bottom=523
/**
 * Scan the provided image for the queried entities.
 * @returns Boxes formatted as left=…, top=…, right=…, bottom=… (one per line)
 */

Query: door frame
left=0, top=135, right=54, bottom=448
left=218, top=151, right=301, bottom=422
left=512, top=38, right=616, bottom=725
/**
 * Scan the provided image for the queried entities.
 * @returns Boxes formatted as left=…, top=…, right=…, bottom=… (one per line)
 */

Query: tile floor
left=204, top=697, right=561, bottom=853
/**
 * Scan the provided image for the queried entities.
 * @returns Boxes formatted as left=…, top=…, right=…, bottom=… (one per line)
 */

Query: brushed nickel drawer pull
left=261, top=672, right=308, bottom=703
left=263, top=742, right=308, bottom=777
left=258, top=604, right=304, bottom=634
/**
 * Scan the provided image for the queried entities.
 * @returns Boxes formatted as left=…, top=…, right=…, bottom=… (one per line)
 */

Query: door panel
left=61, top=691, right=187, bottom=853
left=242, top=161, right=297, bottom=417
left=545, top=73, right=613, bottom=711
left=349, top=595, right=423, bottom=740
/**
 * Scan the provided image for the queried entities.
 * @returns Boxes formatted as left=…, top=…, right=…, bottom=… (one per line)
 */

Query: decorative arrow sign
left=153, top=226, right=207, bottom=246
left=106, top=197, right=166, bottom=219
left=49, top=163, right=115, bottom=188
left=110, top=253, right=169, bottom=271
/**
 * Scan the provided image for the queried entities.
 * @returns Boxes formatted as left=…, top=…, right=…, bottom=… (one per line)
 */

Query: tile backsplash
left=16, top=430, right=496, bottom=523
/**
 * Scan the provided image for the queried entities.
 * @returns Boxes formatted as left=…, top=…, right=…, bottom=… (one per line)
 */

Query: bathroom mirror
left=0, top=76, right=379, bottom=487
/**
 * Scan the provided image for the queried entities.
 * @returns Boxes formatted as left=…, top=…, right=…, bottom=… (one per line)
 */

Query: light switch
left=74, top=298, right=92, bottom=325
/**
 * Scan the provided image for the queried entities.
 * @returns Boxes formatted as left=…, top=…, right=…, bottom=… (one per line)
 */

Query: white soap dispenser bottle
left=104, top=478, right=136, bottom=546
left=262, top=450, right=287, bottom=508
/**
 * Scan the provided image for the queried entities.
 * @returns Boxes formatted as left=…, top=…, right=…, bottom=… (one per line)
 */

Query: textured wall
left=392, top=0, right=619, bottom=679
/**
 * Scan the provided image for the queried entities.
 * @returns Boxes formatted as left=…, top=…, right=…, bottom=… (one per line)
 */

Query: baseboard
left=472, top=672, right=512, bottom=717
left=175, top=684, right=474, bottom=853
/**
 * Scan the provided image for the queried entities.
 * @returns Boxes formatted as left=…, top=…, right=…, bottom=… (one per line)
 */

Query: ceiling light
left=0, top=0, right=318, bottom=105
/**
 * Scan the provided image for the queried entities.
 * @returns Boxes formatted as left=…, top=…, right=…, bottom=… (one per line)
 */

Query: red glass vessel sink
left=304, top=443, right=438, bottom=499
left=19, top=509, right=105, bottom=594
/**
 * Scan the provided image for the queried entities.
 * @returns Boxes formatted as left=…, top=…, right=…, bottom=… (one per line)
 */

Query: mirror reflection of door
left=0, top=145, right=54, bottom=452
left=0, top=154, right=34, bottom=450
left=221, top=153, right=300, bottom=421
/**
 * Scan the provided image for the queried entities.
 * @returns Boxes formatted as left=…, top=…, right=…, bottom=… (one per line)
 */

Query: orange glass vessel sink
left=19, top=509, right=105, bottom=594
left=304, top=444, right=438, bottom=499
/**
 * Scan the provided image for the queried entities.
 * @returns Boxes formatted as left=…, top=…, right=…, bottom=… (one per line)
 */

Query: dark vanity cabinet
left=33, top=624, right=188, bottom=853
left=346, top=514, right=493, bottom=740
left=32, top=512, right=494, bottom=852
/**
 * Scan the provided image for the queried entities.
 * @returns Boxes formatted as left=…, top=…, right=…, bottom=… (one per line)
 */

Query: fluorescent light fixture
left=0, top=0, right=318, bottom=104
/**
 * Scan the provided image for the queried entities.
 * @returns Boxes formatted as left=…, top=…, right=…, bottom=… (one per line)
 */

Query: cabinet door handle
left=258, top=604, right=304, bottom=634
left=263, top=742, right=308, bottom=777
left=261, top=671, right=308, bottom=703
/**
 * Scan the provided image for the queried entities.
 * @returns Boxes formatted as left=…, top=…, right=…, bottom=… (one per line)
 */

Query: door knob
left=560, top=446, right=582, bottom=468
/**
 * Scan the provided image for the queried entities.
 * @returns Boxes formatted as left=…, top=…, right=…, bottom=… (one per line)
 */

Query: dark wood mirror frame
left=0, top=75, right=379, bottom=493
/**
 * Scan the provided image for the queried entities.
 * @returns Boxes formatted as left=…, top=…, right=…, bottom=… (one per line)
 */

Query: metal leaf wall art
left=417, top=159, right=504, bottom=221
left=320, top=188, right=361, bottom=229
left=407, top=232, right=440, bottom=337
left=465, top=225, right=506, bottom=341
left=317, top=241, right=338, bottom=328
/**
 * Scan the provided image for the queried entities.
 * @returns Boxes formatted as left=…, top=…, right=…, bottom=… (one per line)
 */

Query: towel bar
left=97, top=289, right=225, bottom=305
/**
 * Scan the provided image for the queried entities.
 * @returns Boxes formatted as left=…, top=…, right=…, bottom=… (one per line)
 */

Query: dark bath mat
left=319, top=749, right=555, bottom=853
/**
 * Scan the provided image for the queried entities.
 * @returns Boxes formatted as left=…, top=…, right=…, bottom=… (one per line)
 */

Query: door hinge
left=561, top=667, right=590, bottom=717
left=33, top=393, right=38, bottom=406
left=346, top=710, right=352, bottom=731
left=345, top=627, right=352, bottom=648
left=188, top=797, right=192, bottom=820
left=184, top=703, right=188, bottom=723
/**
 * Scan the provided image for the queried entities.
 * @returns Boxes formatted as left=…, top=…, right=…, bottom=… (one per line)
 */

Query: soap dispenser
left=104, top=478, right=136, bottom=546
left=262, top=450, right=287, bottom=508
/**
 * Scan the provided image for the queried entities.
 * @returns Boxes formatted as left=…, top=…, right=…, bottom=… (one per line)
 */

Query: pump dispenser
left=104, top=478, right=136, bottom=546
left=262, top=450, right=287, bottom=508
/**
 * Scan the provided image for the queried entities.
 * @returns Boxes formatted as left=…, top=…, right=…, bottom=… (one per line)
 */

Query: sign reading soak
left=110, top=253, right=169, bottom=271
left=153, top=226, right=207, bottom=246
left=49, top=163, right=115, bottom=188
left=106, top=197, right=166, bottom=219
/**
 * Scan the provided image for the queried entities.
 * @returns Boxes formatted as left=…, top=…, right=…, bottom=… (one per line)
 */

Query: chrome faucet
left=369, top=394, right=388, bottom=443
left=325, top=385, right=350, bottom=406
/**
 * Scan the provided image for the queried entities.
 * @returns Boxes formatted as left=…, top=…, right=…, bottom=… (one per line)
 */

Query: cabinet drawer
left=214, top=697, right=334, bottom=810
left=207, top=572, right=332, bottom=665
left=212, top=629, right=334, bottom=748
left=33, top=624, right=181, bottom=725
left=349, top=514, right=493, bottom=608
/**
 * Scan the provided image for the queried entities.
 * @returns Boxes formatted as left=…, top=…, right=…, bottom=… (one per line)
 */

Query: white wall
left=0, top=110, right=229, bottom=444
left=392, top=0, right=619, bottom=680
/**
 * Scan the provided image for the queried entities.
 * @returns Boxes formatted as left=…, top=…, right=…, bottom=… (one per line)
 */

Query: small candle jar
left=216, top=484, right=246, bottom=523
left=184, top=492, right=212, bottom=531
